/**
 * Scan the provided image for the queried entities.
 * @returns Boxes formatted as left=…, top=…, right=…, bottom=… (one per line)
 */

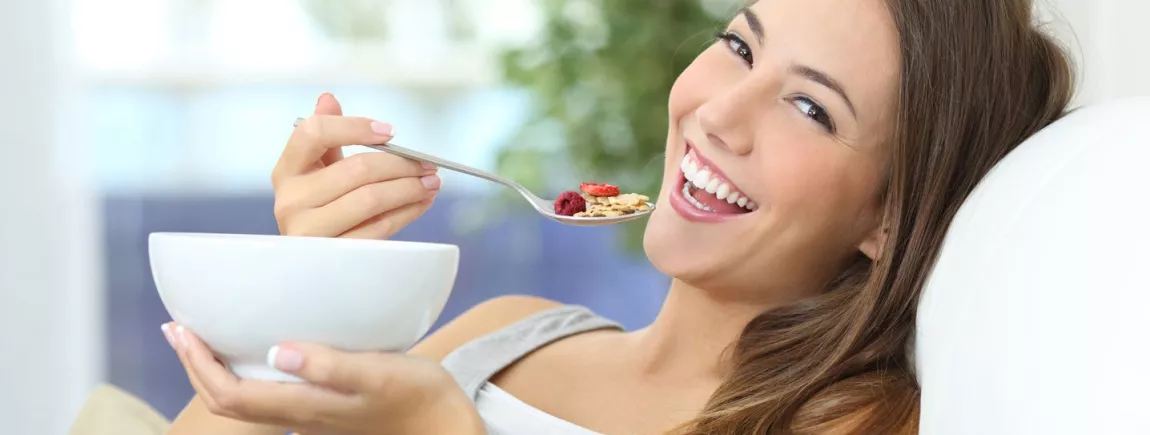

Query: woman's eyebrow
left=737, top=8, right=765, bottom=45
left=791, top=64, right=858, bottom=119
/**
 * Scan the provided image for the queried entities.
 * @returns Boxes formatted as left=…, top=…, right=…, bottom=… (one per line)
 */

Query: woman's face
left=644, top=0, right=901, bottom=300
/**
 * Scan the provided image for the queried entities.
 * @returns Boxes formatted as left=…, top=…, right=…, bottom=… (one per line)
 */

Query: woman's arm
left=165, top=295, right=559, bottom=434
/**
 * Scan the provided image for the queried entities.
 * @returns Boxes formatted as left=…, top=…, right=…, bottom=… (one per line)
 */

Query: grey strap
left=441, top=305, right=623, bottom=399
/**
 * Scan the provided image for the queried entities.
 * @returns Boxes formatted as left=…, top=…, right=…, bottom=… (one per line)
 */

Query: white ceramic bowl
left=148, top=232, right=459, bottom=382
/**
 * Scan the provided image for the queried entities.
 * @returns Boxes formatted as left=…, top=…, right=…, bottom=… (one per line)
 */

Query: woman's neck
left=623, top=279, right=778, bottom=383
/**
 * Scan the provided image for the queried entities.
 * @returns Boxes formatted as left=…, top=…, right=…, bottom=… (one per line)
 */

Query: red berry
left=579, top=182, right=620, bottom=197
left=554, top=191, right=587, bottom=216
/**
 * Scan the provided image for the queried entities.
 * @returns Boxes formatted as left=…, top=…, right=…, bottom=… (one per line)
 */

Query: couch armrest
left=69, top=384, right=170, bottom=435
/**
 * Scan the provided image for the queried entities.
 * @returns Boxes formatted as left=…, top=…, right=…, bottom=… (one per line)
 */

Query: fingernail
left=267, top=345, right=304, bottom=372
left=421, top=161, right=436, bottom=170
left=315, top=92, right=329, bottom=107
left=421, top=175, right=441, bottom=190
left=175, top=325, right=188, bottom=350
left=160, top=324, right=175, bottom=348
left=371, top=121, right=393, bottom=136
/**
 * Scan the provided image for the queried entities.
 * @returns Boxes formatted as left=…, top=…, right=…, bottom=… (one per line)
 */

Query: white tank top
left=440, top=305, right=624, bottom=435
left=476, top=383, right=603, bottom=434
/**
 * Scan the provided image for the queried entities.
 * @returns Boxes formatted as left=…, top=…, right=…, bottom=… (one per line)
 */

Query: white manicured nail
left=175, top=325, right=188, bottom=349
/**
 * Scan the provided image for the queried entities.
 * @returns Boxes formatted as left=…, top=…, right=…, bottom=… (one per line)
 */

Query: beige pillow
left=69, top=384, right=171, bottom=435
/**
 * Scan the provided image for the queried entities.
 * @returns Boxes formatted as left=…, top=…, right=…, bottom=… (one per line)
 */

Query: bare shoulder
left=408, top=295, right=563, bottom=361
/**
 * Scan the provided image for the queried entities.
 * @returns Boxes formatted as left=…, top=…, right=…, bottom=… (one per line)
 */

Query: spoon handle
left=365, top=143, right=518, bottom=190
left=293, top=117, right=545, bottom=208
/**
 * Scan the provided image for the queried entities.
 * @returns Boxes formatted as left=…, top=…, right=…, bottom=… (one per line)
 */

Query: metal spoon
left=293, top=118, right=655, bottom=227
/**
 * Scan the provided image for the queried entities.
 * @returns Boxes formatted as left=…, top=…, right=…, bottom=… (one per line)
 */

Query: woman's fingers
left=339, top=198, right=437, bottom=240
left=164, top=323, right=221, bottom=412
left=279, top=176, right=440, bottom=238
left=280, top=151, right=436, bottom=210
left=272, top=115, right=393, bottom=186
left=270, top=93, right=441, bottom=240
left=314, top=93, right=346, bottom=167
left=169, top=324, right=354, bottom=428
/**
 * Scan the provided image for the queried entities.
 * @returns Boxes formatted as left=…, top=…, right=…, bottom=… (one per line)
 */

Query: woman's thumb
left=312, top=93, right=347, bottom=166
left=314, top=92, right=342, bottom=116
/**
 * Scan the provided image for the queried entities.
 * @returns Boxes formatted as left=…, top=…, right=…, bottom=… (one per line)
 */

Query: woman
left=162, top=0, right=1074, bottom=433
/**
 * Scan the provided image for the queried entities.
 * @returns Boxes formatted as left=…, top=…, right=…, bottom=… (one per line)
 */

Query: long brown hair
left=675, top=0, right=1075, bottom=433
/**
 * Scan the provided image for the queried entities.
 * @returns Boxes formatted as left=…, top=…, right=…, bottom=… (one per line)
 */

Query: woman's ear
left=858, top=224, right=888, bottom=260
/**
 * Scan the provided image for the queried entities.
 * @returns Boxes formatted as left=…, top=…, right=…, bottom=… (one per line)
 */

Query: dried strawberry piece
left=553, top=191, right=587, bottom=216
left=579, top=182, right=620, bottom=197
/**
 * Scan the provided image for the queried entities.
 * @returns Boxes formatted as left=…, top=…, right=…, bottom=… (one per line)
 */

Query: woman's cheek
left=755, top=136, right=834, bottom=212
left=668, top=48, right=730, bottom=119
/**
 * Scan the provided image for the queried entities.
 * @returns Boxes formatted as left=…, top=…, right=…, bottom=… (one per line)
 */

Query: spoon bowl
left=523, top=194, right=656, bottom=227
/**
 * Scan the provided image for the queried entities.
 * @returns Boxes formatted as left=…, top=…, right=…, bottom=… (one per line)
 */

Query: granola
left=552, top=182, right=650, bottom=218
left=574, top=192, right=651, bottom=218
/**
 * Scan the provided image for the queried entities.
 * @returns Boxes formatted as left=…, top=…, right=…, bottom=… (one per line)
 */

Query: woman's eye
left=715, top=32, right=753, bottom=66
left=791, top=96, right=836, bottom=133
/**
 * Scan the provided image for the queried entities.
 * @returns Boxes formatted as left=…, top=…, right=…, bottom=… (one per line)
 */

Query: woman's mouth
left=669, top=144, right=759, bottom=222
left=680, top=148, right=758, bottom=212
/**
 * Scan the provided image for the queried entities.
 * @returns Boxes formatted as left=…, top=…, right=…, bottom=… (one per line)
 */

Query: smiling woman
left=645, top=0, right=1073, bottom=432
left=162, top=0, right=1074, bottom=434
left=646, top=0, right=904, bottom=307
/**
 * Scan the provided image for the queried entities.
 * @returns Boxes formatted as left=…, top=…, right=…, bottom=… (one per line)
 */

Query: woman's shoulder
left=408, top=295, right=566, bottom=361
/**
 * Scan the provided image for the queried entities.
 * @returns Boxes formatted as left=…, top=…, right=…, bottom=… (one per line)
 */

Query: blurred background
left=1, top=0, right=1147, bottom=432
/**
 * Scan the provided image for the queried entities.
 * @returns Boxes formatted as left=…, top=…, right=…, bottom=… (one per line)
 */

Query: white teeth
left=682, top=182, right=713, bottom=212
left=705, top=178, right=719, bottom=194
left=693, top=169, right=711, bottom=188
left=716, top=183, right=730, bottom=200
left=680, top=151, right=759, bottom=210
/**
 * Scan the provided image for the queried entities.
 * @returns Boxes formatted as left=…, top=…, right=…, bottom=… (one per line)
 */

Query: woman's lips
left=669, top=143, right=760, bottom=223
left=681, top=141, right=757, bottom=211
left=670, top=176, right=750, bottom=223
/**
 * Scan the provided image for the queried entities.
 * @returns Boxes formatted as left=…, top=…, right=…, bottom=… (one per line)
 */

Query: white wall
left=0, top=0, right=103, bottom=433
left=1043, top=0, right=1150, bottom=105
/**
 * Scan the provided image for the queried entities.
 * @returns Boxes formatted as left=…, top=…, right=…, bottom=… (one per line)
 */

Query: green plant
left=496, top=0, right=738, bottom=252
left=300, top=0, right=390, bottom=41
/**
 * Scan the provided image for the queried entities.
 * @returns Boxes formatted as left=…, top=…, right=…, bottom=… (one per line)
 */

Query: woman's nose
left=695, top=80, right=762, bottom=156
left=705, top=133, right=731, bottom=153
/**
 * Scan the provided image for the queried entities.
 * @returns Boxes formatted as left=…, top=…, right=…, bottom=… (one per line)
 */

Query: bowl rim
left=149, top=232, right=459, bottom=252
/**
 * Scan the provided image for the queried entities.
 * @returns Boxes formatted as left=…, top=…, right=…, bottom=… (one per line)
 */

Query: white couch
left=917, top=96, right=1150, bottom=434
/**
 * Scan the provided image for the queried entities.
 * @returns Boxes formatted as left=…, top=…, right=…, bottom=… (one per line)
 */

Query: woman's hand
left=273, top=93, right=441, bottom=239
left=162, top=323, right=486, bottom=435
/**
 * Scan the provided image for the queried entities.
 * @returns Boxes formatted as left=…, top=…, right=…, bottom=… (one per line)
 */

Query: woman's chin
left=642, top=207, right=675, bottom=264
left=644, top=211, right=765, bottom=298
left=643, top=214, right=713, bottom=281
